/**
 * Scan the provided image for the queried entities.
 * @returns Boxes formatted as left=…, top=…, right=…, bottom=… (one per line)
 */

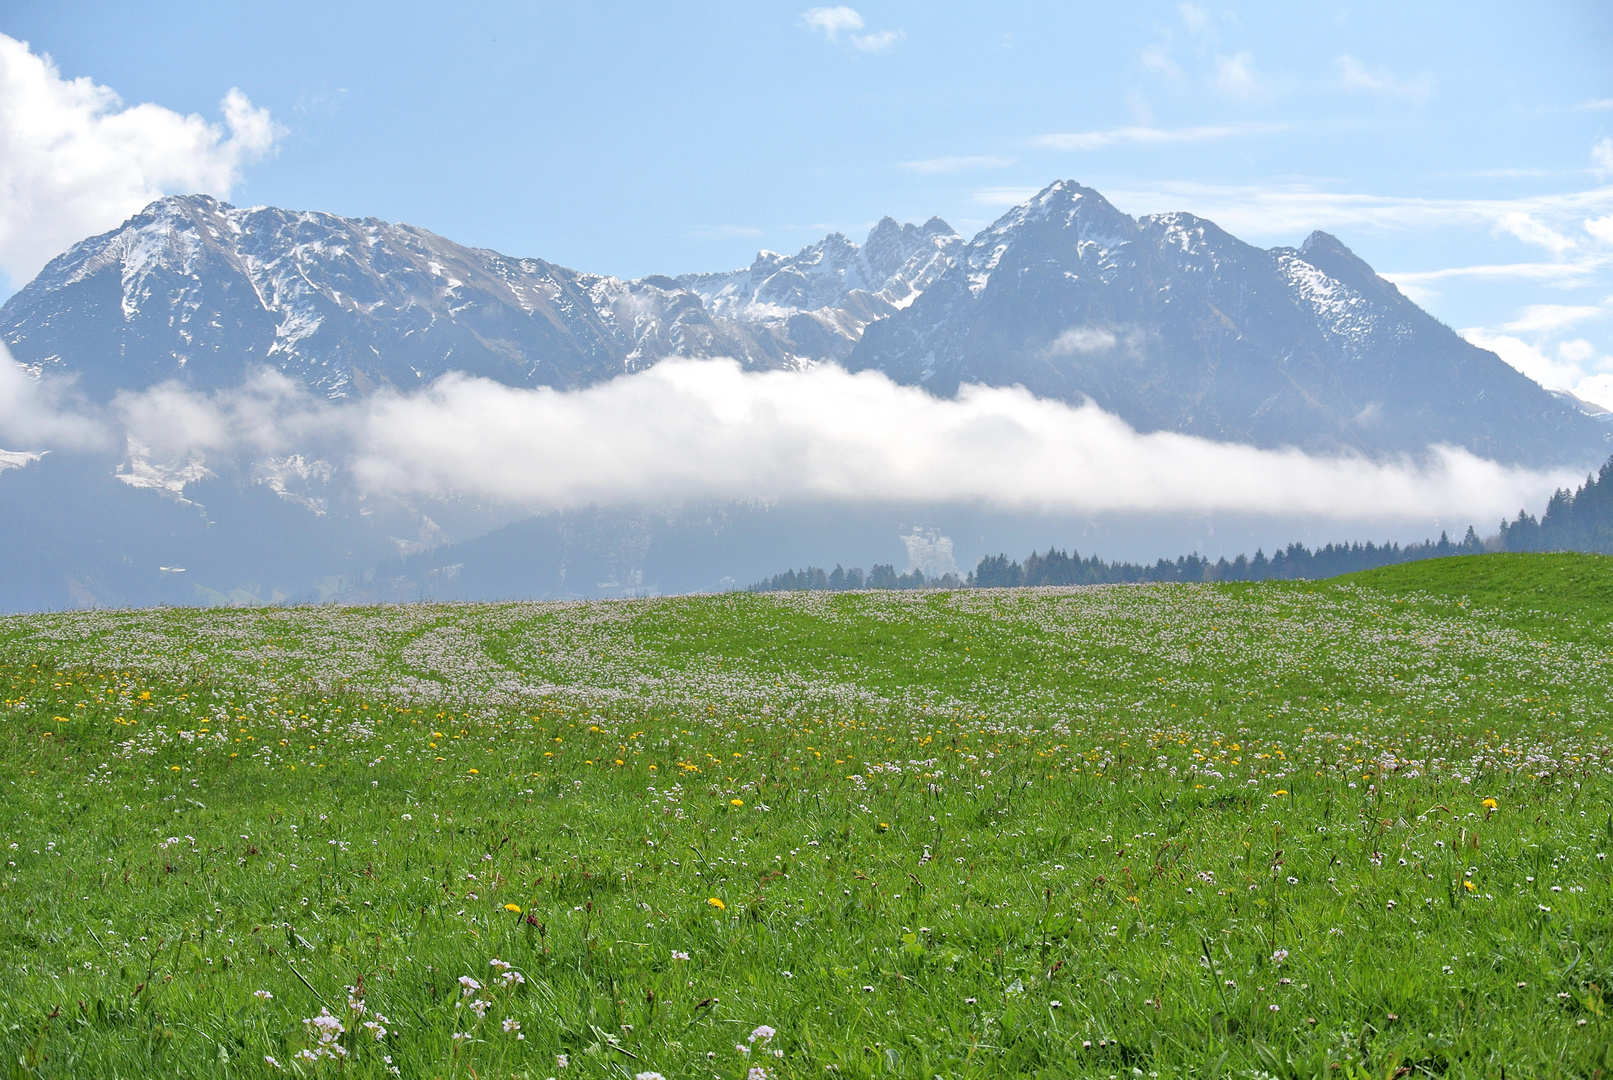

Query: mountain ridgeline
left=4, top=180, right=1606, bottom=464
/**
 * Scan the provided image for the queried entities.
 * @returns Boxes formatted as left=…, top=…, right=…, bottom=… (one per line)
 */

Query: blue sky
left=4, top=0, right=1613, bottom=402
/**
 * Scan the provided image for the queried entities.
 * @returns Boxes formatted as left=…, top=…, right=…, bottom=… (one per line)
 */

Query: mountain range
left=6, top=180, right=1604, bottom=466
left=0, top=180, right=1607, bottom=612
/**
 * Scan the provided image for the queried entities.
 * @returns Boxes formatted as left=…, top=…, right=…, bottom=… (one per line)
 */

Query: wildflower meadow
left=2, top=553, right=1612, bottom=1078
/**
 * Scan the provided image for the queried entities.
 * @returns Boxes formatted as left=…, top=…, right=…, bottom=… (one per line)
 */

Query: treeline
left=969, top=529, right=1487, bottom=587
left=1499, top=456, right=1613, bottom=553
left=744, top=531, right=1485, bottom=594
left=746, top=564, right=963, bottom=593
left=746, top=453, right=1613, bottom=594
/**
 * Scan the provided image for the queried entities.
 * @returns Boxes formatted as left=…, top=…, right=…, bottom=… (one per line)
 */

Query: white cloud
left=1570, top=373, right=1613, bottom=411
left=1385, top=261, right=1606, bottom=287
left=53, top=358, right=1570, bottom=527
left=1499, top=304, right=1607, bottom=334
left=801, top=7, right=899, bottom=50
left=1336, top=56, right=1432, bottom=103
left=1036, top=123, right=1283, bottom=152
left=1464, top=331, right=1578, bottom=390
left=0, top=33, right=283, bottom=288
left=1595, top=137, right=1613, bottom=178
left=1496, top=211, right=1576, bottom=255
left=898, top=156, right=1015, bottom=174
left=341, top=361, right=1586, bottom=521
left=1047, top=327, right=1118, bottom=355
left=1102, top=179, right=1613, bottom=255
left=1463, top=327, right=1613, bottom=411
left=802, top=6, right=864, bottom=39
left=850, top=30, right=902, bottom=52
left=0, top=345, right=110, bottom=450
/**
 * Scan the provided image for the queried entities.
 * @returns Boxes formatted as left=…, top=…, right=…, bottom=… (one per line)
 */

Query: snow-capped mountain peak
left=3, top=181, right=1605, bottom=466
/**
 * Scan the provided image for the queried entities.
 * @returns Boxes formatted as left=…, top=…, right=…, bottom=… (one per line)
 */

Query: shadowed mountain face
left=844, top=181, right=1609, bottom=465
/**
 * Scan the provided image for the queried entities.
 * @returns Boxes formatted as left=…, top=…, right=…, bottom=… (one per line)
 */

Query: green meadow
left=2, top=553, right=1612, bottom=1079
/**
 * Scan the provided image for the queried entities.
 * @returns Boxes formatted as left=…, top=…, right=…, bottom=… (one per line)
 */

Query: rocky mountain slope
left=0, top=196, right=957, bottom=400
left=677, top=215, right=961, bottom=363
left=845, top=181, right=1606, bottom=464
left=5, top=182, right=1602, bottom=466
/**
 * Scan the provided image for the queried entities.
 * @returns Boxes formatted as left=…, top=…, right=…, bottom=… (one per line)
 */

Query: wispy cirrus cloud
left=1336, top=56, right=1433, bottom=103
left=800, top=7, right=902, bottom=53
left=1384, top=261, right=1610, bottom=288
left=1035, top=122, right=1284, bottom=152
left=1500, top=304, right=1609, bottom=334
left=1100, top=178, right=1613, bottom=252
left=898, top=155, right=1015, bottom=174
left=1138, top=4, right=1268, bottom=100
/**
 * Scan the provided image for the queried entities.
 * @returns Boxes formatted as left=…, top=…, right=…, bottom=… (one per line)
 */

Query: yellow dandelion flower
left=1273, top=789, right=1288, bottom=796
left=504, top=903, right=522, bottom=913
left=730, top=798, right=744, bottom=807
left=1482, top=798, right=1498, bottom=810
left=468, top=768, right=479, bottom=774
left=707, top=897, right=726, bottom=910
left=1463, top=880, right=1477, bottom=892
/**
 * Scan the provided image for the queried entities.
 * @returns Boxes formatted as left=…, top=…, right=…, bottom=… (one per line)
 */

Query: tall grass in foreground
left=2, top=555, right=1612, bottom=1078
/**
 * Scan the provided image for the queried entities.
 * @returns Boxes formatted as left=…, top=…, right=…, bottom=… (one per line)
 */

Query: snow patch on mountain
left=253, top=454, right=336, bottom=515
left=1275, top=251, right=1381, bottom=351
left=116, top=438, right=214, bottom=501
left=677, top=216, right=961, bottom=363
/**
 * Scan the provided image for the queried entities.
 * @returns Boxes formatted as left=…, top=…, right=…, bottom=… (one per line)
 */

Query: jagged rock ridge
left=1, top=195, right=951, bottom=399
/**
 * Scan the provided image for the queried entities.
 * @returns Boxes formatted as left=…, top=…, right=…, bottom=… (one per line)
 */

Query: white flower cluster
left=296, top=1008, right=347, bottom=1062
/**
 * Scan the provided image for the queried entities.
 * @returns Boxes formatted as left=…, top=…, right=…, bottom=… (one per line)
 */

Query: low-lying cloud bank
left=1, top=353, right=1582, bottom=525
